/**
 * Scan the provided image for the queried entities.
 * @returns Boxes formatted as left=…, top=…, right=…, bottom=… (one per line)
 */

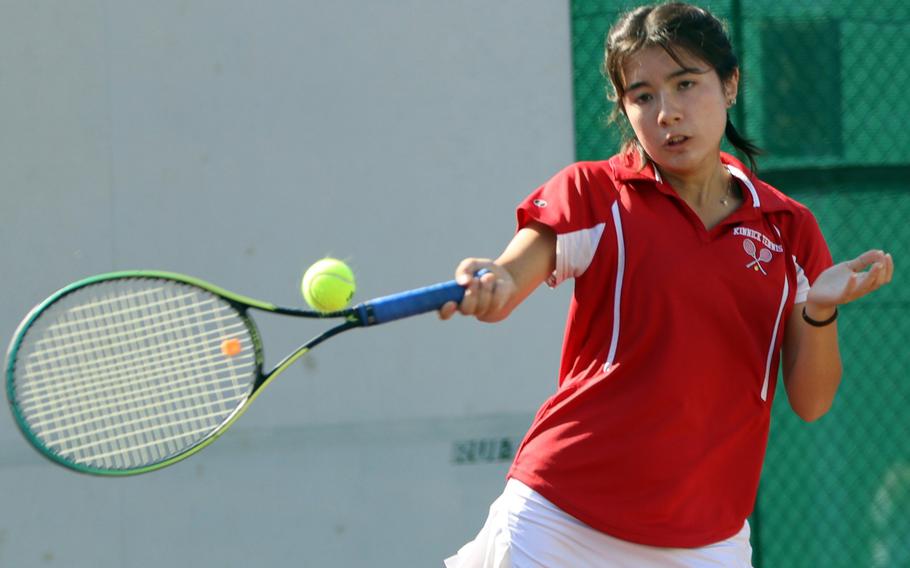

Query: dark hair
left=603, top=2, right=761, bottom=171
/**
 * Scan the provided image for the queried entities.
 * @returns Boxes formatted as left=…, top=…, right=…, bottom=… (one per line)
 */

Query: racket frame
left=5, top=270, right=364, bottom=475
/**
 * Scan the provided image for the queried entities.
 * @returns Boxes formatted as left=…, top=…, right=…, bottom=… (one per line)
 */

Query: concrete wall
left=0, top=1, right=576, bottom=566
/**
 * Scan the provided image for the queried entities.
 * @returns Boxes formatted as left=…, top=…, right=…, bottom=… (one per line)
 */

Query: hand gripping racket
left=5, top=270, right=475, bottom=476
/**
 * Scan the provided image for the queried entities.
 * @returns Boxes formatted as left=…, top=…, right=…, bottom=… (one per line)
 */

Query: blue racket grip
left=356, top=269, right=489, bottom=326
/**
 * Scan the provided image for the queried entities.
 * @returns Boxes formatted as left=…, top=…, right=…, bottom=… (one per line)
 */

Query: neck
left=656, top=159, right=730, bottom=207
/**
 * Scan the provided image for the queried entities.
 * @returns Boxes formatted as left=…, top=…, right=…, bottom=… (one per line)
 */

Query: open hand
left=807, top=250, right=894, bottom=308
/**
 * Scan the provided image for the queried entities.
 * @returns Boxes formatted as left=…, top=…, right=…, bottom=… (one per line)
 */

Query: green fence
left=571, top=1, right=909, bottom=566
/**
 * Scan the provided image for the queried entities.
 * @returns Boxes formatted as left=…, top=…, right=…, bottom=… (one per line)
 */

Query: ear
left=724, top=68, right=740, bottom=107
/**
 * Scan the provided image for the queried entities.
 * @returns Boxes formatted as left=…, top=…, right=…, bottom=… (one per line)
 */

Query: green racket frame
left=6, top=269, right=473, bottom=475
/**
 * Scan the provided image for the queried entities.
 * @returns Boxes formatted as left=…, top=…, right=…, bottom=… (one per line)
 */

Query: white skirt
left=444, top=479, right=753, bottom=568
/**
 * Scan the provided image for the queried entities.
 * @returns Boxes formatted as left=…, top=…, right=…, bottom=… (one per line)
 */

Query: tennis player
left=441, top=3, right=894, bottom=567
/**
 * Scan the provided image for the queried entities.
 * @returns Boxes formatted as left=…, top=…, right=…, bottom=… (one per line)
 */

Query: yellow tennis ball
left=301, top=258, right=356, bottom=312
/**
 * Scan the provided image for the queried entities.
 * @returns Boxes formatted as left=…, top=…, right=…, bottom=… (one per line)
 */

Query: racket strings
left=23, top=286, right=170, bottom=466
left=22, top=317, right=253, bottom=413
left=24, top=294, right=234, bottom=372
left=23, top=285, right=243, bottom=468
left=27, top=367, right=252, bottom=426
left=12, top=279, right=258, bottom=471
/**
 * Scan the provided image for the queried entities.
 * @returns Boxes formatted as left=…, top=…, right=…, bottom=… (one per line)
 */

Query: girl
left=442, top=3, right=893, bottom=567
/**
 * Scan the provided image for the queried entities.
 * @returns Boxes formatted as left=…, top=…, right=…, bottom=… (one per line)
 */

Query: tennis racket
left=5, top=270, right=474, bottom=476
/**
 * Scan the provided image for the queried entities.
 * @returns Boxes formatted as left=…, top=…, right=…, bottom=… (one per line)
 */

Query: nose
left=657, top=95, right=682, bottom=126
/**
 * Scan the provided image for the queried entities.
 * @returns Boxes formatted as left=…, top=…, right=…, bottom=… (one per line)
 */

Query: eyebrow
left=625, top=67, right=704, bottom=93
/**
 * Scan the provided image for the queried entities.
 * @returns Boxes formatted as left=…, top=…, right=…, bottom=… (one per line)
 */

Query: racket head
left=5, top=271, right=266, bottom=475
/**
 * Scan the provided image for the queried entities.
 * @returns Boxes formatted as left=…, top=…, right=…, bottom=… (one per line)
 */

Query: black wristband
left=802, top=306, right=838, bottom=327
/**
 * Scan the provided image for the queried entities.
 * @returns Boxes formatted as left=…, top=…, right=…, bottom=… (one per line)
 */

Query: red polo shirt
left=508, top=151, right=832, bottom=547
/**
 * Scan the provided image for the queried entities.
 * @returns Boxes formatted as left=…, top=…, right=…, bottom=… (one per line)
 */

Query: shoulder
left=744, top=175, right=833, bottom=275
left=756, top=179, right=824, bottom=244
left=517, top=157, right=627, bottom=234
left=540, top=153, right=650, bottom=196
left=722, top=153, right=816, bottom=221
left=725, top=161, right=833, bottom=276
left=757, top=178, right=815, bottom=219
left=526, top=159, right=624, bottom=210
left=549, top=158, right=623, bottom=189
left=728, top=160, right=828, bottom=254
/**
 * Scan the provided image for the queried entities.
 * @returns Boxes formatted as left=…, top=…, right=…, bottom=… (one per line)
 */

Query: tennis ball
left=301, top=258, right=356, bottom=312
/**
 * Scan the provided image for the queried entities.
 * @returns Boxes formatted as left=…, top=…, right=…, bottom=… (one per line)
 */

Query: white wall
left=0, top=1, right=575, bottom=566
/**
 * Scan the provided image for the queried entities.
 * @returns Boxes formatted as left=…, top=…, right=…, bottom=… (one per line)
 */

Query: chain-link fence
left=571, top=1, right=910, bottom=566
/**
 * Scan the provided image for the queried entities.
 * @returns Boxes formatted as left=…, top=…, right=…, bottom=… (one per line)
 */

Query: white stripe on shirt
left=605, top=201, right=625, bottom=372
left=549, top=222, right=606, bottom=287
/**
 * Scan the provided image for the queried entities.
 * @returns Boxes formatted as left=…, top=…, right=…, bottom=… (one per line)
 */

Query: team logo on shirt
left=533, top=199, right=548, bottom=208
left=743, top=239, right=772, bottom=274
left=733, top=227, right=782, bottom=275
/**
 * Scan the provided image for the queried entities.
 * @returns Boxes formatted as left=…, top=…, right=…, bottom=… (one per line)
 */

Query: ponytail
left=725, top=116, right=762, bottom=172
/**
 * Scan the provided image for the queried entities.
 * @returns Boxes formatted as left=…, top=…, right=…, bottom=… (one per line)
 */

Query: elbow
left=793, top=402, right=833, bottom=423
left=789, top=376, right=842, bottom=423
left=784, top=361, right=843, bottom=422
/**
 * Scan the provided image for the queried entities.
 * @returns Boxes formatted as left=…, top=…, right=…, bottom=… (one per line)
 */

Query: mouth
left=664, top=135, right=690, bottom=147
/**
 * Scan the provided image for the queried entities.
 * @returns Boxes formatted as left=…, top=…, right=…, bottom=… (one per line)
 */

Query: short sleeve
left=789, top=208, right=834, bottom=304
left=516, top=163, right=618, bottom=287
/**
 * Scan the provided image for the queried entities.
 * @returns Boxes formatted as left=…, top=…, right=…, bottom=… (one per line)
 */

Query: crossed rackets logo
left=743, top=238, right=772, bottom=275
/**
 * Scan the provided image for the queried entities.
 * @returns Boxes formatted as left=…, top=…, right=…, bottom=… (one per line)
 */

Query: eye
left=678, top=80, right=695, bottom=90
left=631, top=92, right=653, bottom=105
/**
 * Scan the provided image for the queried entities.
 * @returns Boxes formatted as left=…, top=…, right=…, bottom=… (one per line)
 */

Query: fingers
left=849, top=266, right=878, bottom=298
left=809, top=249, right=894, bottom=307
left=454, top=258, right=490, bottom=286
left=449, top=258, right=491, bottom=317
left=463, top=272, right=494, bottom=315
left=439, top=257, right=516, bottom=321
left=883, top=253, right=894, bottom=284
left=841, top=250, right=894, bottom=303
left=846, top=249, right=887, bottom=272
left=437, top=300, right=458, bottom=321
left=459, top=269, right=510, bottom=319
left=866, top=254, right=893, bottom=290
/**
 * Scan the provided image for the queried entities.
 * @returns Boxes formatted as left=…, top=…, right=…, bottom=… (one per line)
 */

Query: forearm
left=781, top=303, right=843, bottom=422
left=443, top=222, right=556, bottom=323
left=487, top=228, right=556, bottom=319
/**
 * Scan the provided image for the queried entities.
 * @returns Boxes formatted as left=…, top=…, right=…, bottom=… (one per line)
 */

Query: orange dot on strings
left=221, top=338, right=242, bottom=357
